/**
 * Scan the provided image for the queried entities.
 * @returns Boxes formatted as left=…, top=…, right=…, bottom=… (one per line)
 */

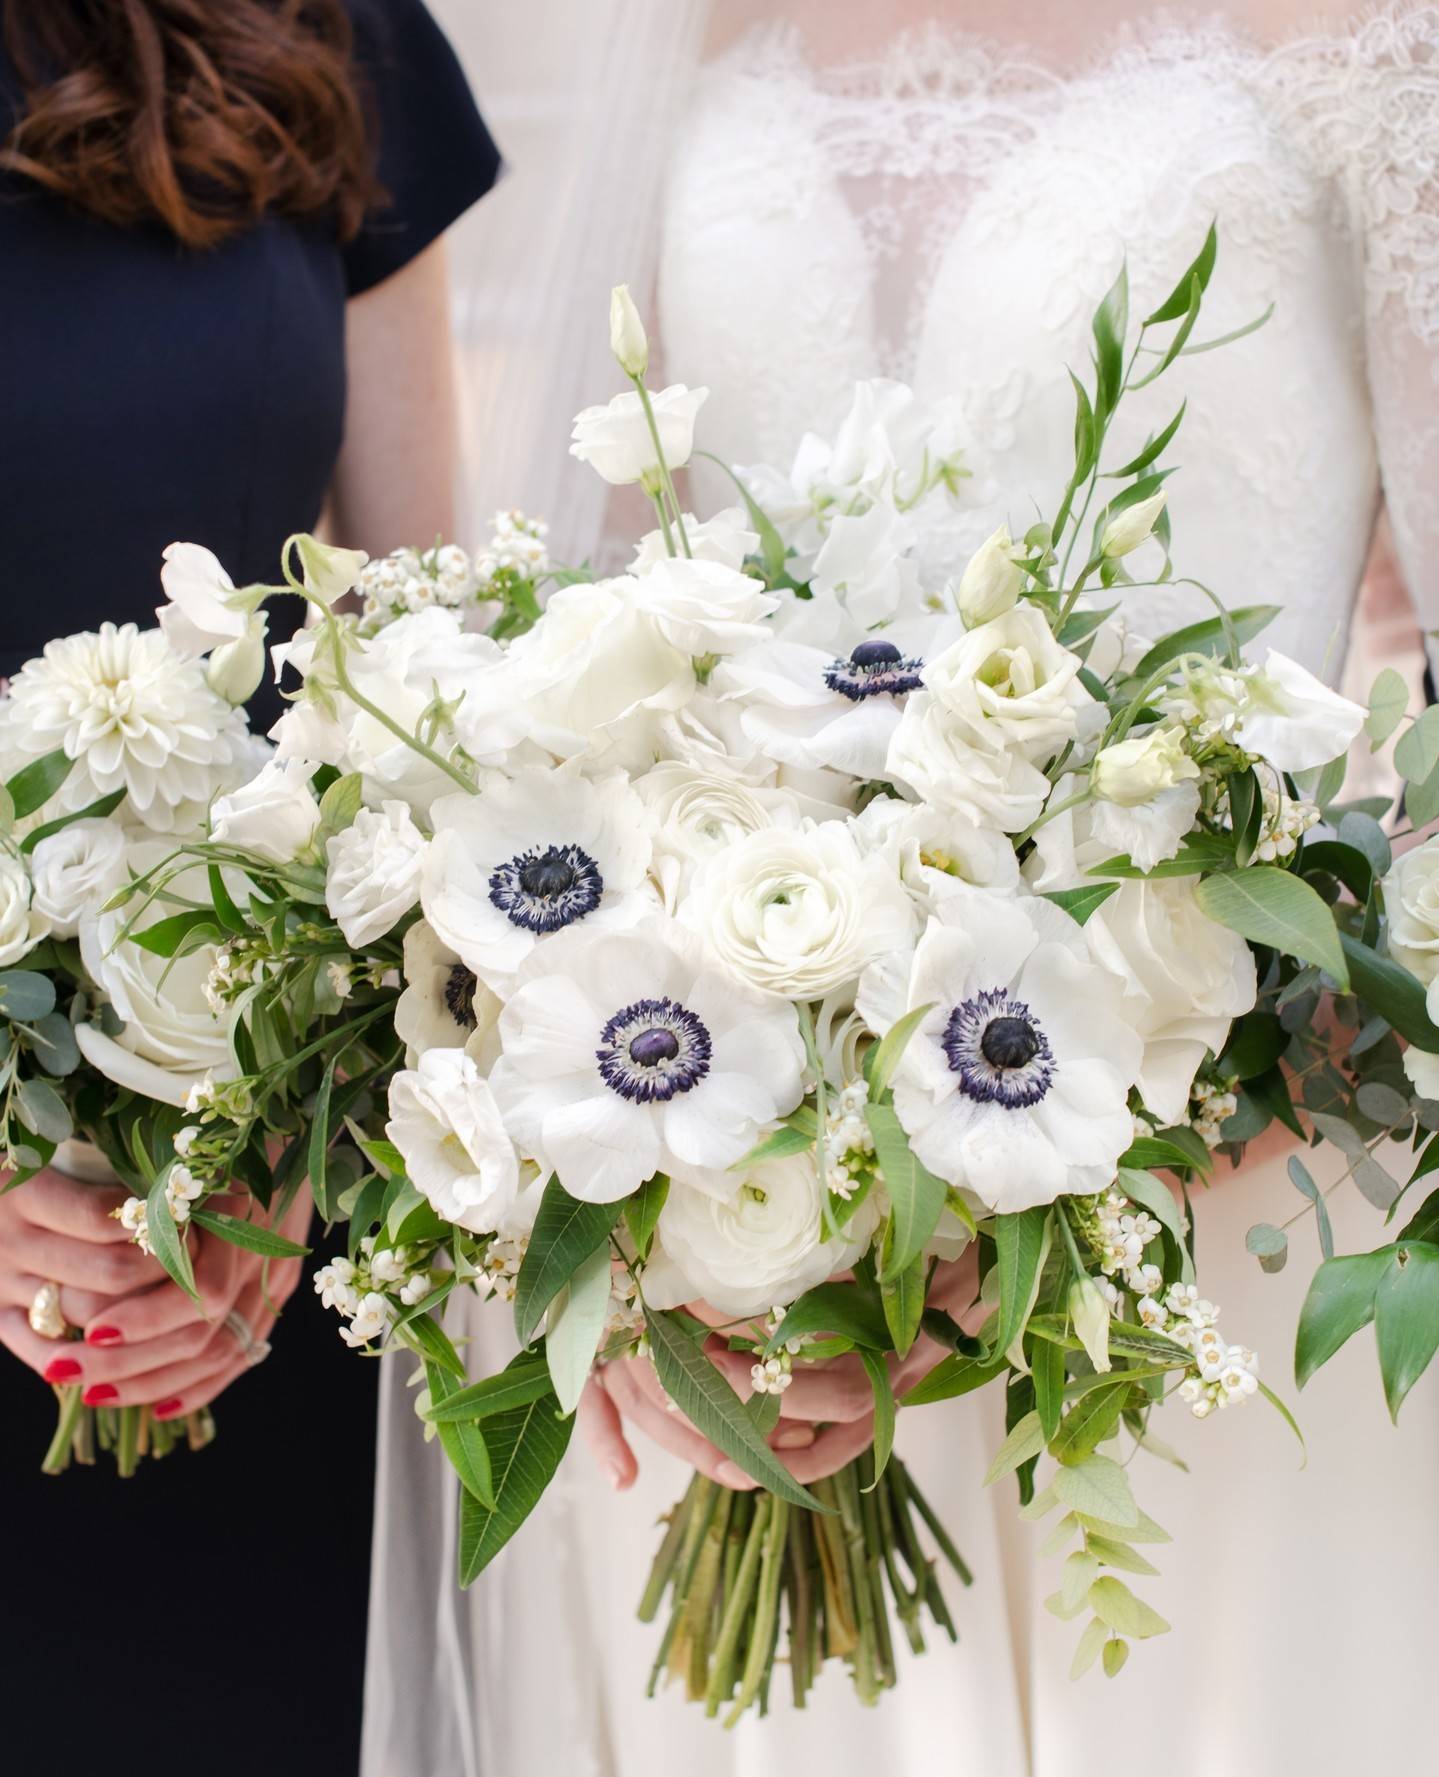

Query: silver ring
left=224, top=1309, right=272, bottom=1368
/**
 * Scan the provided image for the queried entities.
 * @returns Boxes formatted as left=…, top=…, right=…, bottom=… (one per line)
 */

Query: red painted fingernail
left=82, top=1383, right=119, bottom=1406
left=87, top=1325, right=124, bottom=1347
left=44, top=1356, right=83, bottom=1383
left=153, top=1398, right=183, bottom=1420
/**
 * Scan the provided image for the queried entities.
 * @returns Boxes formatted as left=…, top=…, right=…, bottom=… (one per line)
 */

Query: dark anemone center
left=444, top=963, right=479, bottom=1029
left=980, top=1015, right=1040, bottom=1070
left=629, top=1027, right=680, bottom=1067
left=518, top=850, right=577, bottom=898
left=850, top=638, right=903, bottom=669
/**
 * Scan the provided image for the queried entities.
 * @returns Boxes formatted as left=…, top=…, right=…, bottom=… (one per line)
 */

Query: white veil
left=360, top=7, right=710, bottom=1773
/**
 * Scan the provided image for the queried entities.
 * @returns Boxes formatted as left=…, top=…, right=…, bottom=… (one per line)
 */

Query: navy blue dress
left=0, top=6, right=497, bottom=1772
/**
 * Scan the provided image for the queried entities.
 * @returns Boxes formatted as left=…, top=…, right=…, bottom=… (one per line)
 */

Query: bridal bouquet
left=55, top=228, right=1439, bottom=1713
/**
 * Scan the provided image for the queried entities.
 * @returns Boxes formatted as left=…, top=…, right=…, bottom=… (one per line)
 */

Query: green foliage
left=512, top=1175, right=625, bottom=1347
left=457, top=1352, right=573, bottom=1586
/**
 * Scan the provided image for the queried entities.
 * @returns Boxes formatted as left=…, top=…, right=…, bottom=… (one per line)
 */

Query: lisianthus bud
left=292, top=534, right=368, bottom=607
left=1100, top=490, right=1167, bottom=558
left=609, top=283, right=649, bottom=379
left=955, top=524, right=1023, bottom=627
left=1091, top=725, right=1199, bottom=807
left=205, top=614, right=268, bottom=705
left=1069, top=1275, right=1112, bottom=1374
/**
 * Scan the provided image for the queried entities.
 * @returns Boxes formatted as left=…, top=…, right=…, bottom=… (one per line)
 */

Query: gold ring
left=28, top=1281, right=69, bottom=1341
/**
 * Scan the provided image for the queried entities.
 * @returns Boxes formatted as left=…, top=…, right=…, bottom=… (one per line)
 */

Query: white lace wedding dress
left=363, top=6, right=1439, bottom=1773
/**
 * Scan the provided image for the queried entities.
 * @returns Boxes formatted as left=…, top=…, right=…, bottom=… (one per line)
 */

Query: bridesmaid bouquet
left=26, top=227, right=1439, bottom=1712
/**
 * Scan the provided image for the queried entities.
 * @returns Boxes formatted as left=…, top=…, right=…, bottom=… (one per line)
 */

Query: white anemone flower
left=490, top=918, right=806, bottom=1203
left=857, top=892, right=1142, bottom=1213
left=420, top=768, right=657, bottom=990
left=2, top=623, right=259, bottom=833
left=393, top=920, right=502, bottom=1067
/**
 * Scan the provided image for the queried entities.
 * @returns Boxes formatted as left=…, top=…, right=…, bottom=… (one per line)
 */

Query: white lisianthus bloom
left=810, top=502, right=922, bottom=628
left=74, top=841, right=236, bottom=1107
left=955, top=524, right=1024, bottom=627
left=1091, top=726, right=1200, bottom=807
left=490, top=919, right=806, bottom=1202
left=633, top=763, right=802, bottom=909
left=642, top=1154, right=881, bottom=1319
left=921, top=604, right=1096, bottom=761
left=2, top=623, right=259, bottom=834
left=1089, top=781, right=1202, bottom=873
left=0, top=852, right=49, bottom=966
left=850, top=795, right=1020, bottom=916
left=1403, top=1044, right=1439, bottom=1099
left=631, top=557, right=777, bottom=656
left=680, top=820, right=916, bottom=1001
left=1382, top=837, right=1439, bottom=1021
left=421, top=768, right=655, bottom=989
left=210, top=755, right=321, bottom=864
left=508, top=577, right=695, bottom=771
left=631, top=506, right=756, bottom=575
left=325, top=801, right=426, bottom=946
left=608, top=283, right=648, bottom=378
left=28, top=818, right=126, bottom=938
left=1236, top=651, right=1366, bottom=773
left=856, top=892, right=1142, bottom=1212
left=569, top=383, right=708, bottom=486
left=386, top=1048, right=520, bottom=1235
left=886, top=692, right=1052, bottom=832
left=1100, top=490, right=1166, bottom=557
left=394, top=920, right=501, bottom=1066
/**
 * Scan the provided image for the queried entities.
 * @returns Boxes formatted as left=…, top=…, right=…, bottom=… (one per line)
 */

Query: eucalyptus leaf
left=15, top=1078, right=71, bottom=1143
left=1245, top=1222, right=1288, bottom=1274
left=1340, top=937, right=1439, bottom=1050
left=1287, top=1156, right=1334, bottom=1260
left=0, top=970, right=57, bottom=1022
left=1395, top=706, right=1439, bottom=785
left=1367, top=669, right=1410, bottom=747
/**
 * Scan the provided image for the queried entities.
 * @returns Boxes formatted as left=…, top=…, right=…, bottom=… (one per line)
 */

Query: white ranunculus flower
left=421, top=768, right=656, bottom=989
left=3, top=623, right=259, bottom=834
left=955, top=524, right=1024, bottom=627
left=632, top=557, right=777, bottom=656
left=810, top=502, right=922, bottom=628
left=856, top=892, right=1143, bottom=1212
left=1091, top=726, right=1200, bottom=807
left=680, top=821, right=916, bottom=1001
left=386, top=1048, right=520, bottom=1234
left=509, top=577, right=695, bottom=770
left=1383, top=837, right=1439, bottom=1000
left=1100, top=489, right=1167, bottom=558
left=28, top=818, right=126, bottom=938
left=0, top=852, right=49, bottom=966
left=1238, top=651, right=1365, bottom=773
left=633, top=763, right=802, bottom=909
left=75, top=841, right=235, bottom=1107
left=850, top=795, right=1020, bottom=916
left=490, top=918, right=806, bottom=1203
left=569, top=383, right=708, bottom=486
left=921, top=603, right=1096, bottom=761
left=325, top=801, right=426, bottom=947
left=394, top=920, right=501, bottom=1066
left=886, top=691, right=1052, bottom=833
left=631, top=506, right=756, bottom=575
left=642, top=1154, right=881, bottom=1319
left=210, top=755, right=321, bottom=864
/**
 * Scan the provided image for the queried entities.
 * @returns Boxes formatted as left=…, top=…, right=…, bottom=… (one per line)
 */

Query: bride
left=364, top=3, right=1439, bottom=1772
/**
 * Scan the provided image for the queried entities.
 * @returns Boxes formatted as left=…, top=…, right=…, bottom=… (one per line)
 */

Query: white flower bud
left=609, top=283, right=649, bottom=379
left=1100, top=490, right=1167, bottom=558
left=1069, top=1275, right=1112, bottom=1374
left=1091, top=725, right=1200, bottom=807
left=292, top=534, right=368, bottom=607
left=205, top=615, right=268, bottom=704
left=955, top=524, right=1023, bottom=627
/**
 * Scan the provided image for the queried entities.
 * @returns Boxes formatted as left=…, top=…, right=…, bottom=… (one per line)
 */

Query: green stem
left=725, top=1495, right=788, bottom=1725
left=1016, top=786, right=1093, bottom=848
left=705, top=1493, right=770, bottom=1716
left=639, top=1478, right=695, bottom=1622
left=646, top=488, right=679, bottom=560
left=41, top=1387, right=85, bottom=1476
left=329, top=644, right=477, bottom=796
left=632, top=377, right=692, bottom=558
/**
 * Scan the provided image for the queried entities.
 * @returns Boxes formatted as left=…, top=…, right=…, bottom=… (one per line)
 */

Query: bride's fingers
left=578, top=1371, right=637, bottom=1491
left=602, top=1362, right=757, bottom=1491
left=770, top=1417, right=875, bottom=1485
left=706, top=1345, right=875, bottom=1423
left=0, top=1271, right=112, bottom=1329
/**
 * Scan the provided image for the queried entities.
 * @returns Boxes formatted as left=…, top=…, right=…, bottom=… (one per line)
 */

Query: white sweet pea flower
left=921, top=603, right=1096, bottom=762
left=292, top=535, right=368, bottom=607
left=886, top=692, right=1053, bottom=833
left=955, top=524, right=1024, bottom=627
left=490, top=918, right=806, bottom=1202
left=633, top=763, right=802, bottom=910
left=0, top=852, right=49, bottom=966
left=28, top=817, right=126, bottom=938
left=680, top=820, right=916, bottom=1001
left=325, top=801, right=426, bottom=946
left=795, top=379, right=962, bottom=510
left=643, top=1154, right=880, bottom=1319
left=569, top=383, right=708, bottom=486
left=856, top=891, right=1142, bottom=1212
left=810, top=502, right=922, bottom=628
left=393, top=920, right=501, bottom=1066
left=386, top=1048, right=521, bottom=1235
left=421, top=767, right=655, bottom=990
left=632, top=557, right=777, bottom=656
left=850, top=796, right=1020, bottom=916
left=608, top=283, right=648, bottom=378
left=631, top=506, right=756, bottom=575
left=157, top=542, right=248, bottom=655
left=1091, top=726, right=1200, bottom=807
left=210, top=755, right=321, bottom=865
left=1237, top=651, right=1366, bottom=773
left=1100, top=490, right=1166, bottom=557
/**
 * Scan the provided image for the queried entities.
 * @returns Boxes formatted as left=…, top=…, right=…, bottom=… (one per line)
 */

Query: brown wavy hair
left=0, top=0, right=378, bottom=248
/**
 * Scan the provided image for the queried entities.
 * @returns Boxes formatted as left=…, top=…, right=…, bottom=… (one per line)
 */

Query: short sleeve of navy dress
left=0, top=0, right=500, bottom=677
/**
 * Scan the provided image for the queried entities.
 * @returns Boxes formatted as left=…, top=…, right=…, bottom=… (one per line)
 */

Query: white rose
left=634, top=763, right=802, bottom=909
left=955, top=524, right=1023, bottom=626
left=28, top=818, right=126, bottom=938
left=568, top=383, right=708, bottom=486
left=0, top=851, right=49, bottom=965
left=210, top=755, right=321, bottom=864
left=1238, top=651, right=1365, bottom=773
left=680, top=821, right=915, bottom=1000
left=1091, top=726, right=1200, bottom=807
left=642, top=1154, right=880, bottom=1319
left=325, top=801, right=426, bottom=947
left=74, top=842, right=235, bottom=1107
left=631, top=506, right=756, bottom=575
left=1101, top=490, right=1167, bottom=557
left=386, top=1048, right=520, bottom=1235
left=886, top=692, right=1052, bottom=833
left=921, top=603, right=1095, bottom=761
left=632, top=557, right=777, bottom=656
left=608, top=283, right=648, bottom=378
left=1383, top=837, right=1439, bottom=994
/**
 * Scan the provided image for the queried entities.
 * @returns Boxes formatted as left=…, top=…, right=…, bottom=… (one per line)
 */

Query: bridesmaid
left=0, top=3, right=498, bottom=1771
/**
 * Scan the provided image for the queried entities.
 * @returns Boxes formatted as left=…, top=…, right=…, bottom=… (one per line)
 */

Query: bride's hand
left=580, top=1248, right=983, bottom=1492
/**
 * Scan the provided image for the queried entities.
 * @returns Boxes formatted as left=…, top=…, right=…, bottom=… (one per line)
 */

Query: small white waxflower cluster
left=604, top=1269, right=645, bottom=1344
left=184, top=1073, right=254, bottom=1121
left=750, top=1305, right=805, bottom=1395
left=313, top=1238, right=437, bottom=1348
left=1136, top=1282, right=1260, bottom=1418
left=358, top=543, right=482, bottom=631
left=327, top=960, right=353, bottom=1001
left=1158, top=663, right=1252, bottom=751
left=824, top=1078, right=878, bottom=1201
left=1251, top=776, right=1320, bottom=863
left=478, top=1230, right=528, bottom=1303
left=1187, top=1077, right=1239, bottom=1149
left=203, top=936, right=277, bottom=1014
left=477, top=510, right=549, bottom=584
left=114, top=1163, right=205, bottom=1254
left=1091, top=1187, right=1165, bottom=1301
